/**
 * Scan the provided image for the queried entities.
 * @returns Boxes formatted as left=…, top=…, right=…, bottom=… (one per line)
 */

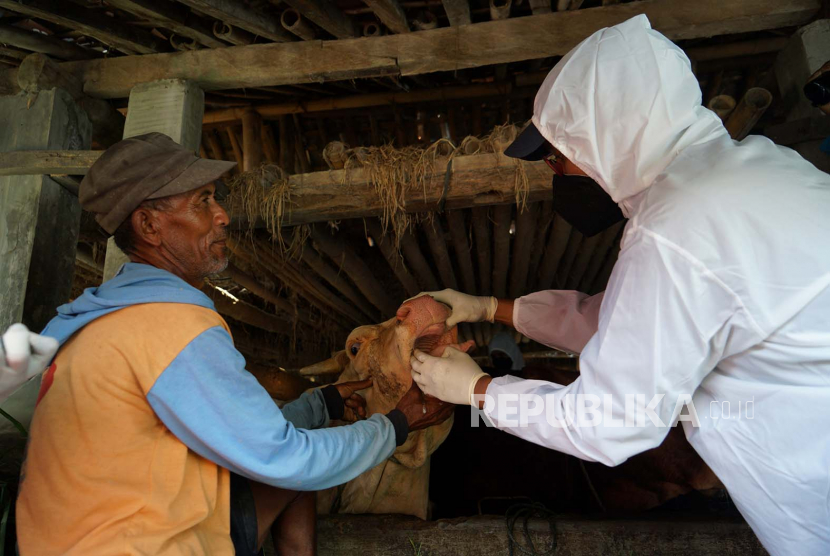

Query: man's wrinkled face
left=157, top=183, right=230, bottom=278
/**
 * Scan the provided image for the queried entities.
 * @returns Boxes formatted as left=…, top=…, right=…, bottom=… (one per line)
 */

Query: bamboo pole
left=205, top=287, right=293, bottom=335
left=300, top=245, right=380, bottom=322
left=310, top=227, right=399, bottom=317
left=578, top=221, right=624, bottom=292
left=526, top=201, right=553, bottom=292
left=363, top=22, right=383, bottom=37
left=361, top=0, right=410, bottom=34
left=508, top=203, right=538, bottom=299
left=725, top=87, right=773, bottom=141
left=555, top=229, right=583, bottom=288
left=399, top=229, right=440, bottom=291
left=446, top=210, right=477, bottom=295
left=223, top=263, right=317, bottom=327
left=276, top=0, right=357, bottom=39
left=707, top=94, right=736, bottom=121
left=423, top=216, right=459, bottom=291
left=226, top=127, right=243, bottom=167
left=564, top=232, right=602, bottom=290
left=242, top=108, right=263, bottom=171
left=281, top=8, right=317, bottom=41
left=212, top=21, right=255, bottom=45
left=261, top=122, right=279, bottom=165
left=536, top=213, right=572, bottom=290
left=491, top=204, right=512, bottom=299
left=412, top=11, right=438, bottom=30
left=490, top=0, right=512, bottom=20
left=441, top=0, right=471, bottom=26
left=366, top=219, right=421, bottom=298
left=471, top=207, right=492, bottom=295
left=0, top=24, right=95, bottom=61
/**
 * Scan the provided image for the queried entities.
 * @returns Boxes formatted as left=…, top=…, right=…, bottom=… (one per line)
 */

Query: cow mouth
left=396, top=300, right=457, bottom=363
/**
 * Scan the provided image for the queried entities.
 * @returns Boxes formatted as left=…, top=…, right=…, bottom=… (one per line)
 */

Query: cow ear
left=299, top=350, right=350, bottom=377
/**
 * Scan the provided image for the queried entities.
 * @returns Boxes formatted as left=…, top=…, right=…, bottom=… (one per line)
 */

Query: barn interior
left=1, top=0, right=829, bottom=553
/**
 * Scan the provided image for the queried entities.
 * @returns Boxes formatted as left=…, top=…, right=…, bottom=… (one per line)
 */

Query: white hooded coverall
left=483, top=15, right=830, bottom=555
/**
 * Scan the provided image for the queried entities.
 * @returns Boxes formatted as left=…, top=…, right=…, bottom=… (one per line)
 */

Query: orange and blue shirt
left=17, top=263, right=399, bottom=555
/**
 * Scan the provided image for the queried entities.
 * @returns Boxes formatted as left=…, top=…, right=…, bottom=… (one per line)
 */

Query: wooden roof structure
left=1, top=0, right=826, bottom=368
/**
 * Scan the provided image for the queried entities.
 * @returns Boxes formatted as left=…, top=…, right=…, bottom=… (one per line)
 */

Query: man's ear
left=131, top=208, right=163, bottom=247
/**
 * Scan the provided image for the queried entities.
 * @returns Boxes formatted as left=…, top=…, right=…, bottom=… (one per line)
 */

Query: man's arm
left=146, top=327, right=407, bottom=491
left=481, top=228, right=762, bottom=466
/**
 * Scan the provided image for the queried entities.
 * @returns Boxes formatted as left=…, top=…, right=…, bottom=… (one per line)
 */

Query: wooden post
left=242, top=108, right=263, bottom=171
left=103, top=79, right=205, bottom=281
left=0, top=87, right=91, bottom=426
left=423, top=216, right=459, bottom=291
left=261, top=122, right=280, bottom=164
left=226, top=127, right=243, bottom=166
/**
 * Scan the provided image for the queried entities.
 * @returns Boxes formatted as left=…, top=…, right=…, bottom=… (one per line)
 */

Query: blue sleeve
left=280, top=389, right=329, bottom=430
left=147, top=326, right=398, bottom=491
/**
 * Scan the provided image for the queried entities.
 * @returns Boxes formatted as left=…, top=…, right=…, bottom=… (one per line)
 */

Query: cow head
left=305, top=295, right=474, bottom=468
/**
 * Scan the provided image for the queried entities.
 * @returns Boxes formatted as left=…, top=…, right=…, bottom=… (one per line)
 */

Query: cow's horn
left=299, top=350, right=349, bottom=376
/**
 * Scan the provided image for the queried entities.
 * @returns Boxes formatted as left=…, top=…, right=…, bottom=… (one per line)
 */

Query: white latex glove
left=409, top=289, right=497, bottom=328
left=0, top=323, right=58, bottom=403
left=410, top=347, right=489, bottom=406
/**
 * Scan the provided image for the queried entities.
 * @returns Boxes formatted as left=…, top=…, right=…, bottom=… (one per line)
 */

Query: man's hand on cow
left=407, top=289, right=498, bottom=328
left=395, top=383, right=455, bottom=432
left=334, top=378, right=372, bottom=422
left=0, top=323, right=59, bottom=403
left=410, top=347, right=490, bottom=406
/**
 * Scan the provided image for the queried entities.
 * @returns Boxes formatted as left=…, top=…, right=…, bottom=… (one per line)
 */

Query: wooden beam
left=204, top=83, right=511, bottom=125
left=423, top=216, right=458, bottom=291
left=507, top=203, right=537, bottom=298
left=281, top=9, right=317, bottom=41
left=299, top=245, right=381, bottom=322
left=446, top=210, right=477, bottom=294
left=526, top=200, right=552, bottom=291
left=32, top=0, right=819, bottom=98
left=310, top=227, right=399, bottom=317
left=0, top=0, right=169, bottom=55
left=536, top=213, right=571, bottom=290
left=205, top=286, right=293, bottom=335
left=361, top=0, right=410, bottom=34
left=222, top=263, right=317, bottom=327
left=175, top=0, right=294, bottom=42
left=491, top=205, right=511, bottom=299
left=0, top=24, right=96, bottom=61
left=0, top=150, right=101, bottom=176
left=275, top=0, right=357, bottom=39
left=366, top=219, right=421, bottom=298
left=441, top=0, right=471, bottom=26
left=399, top=229, right=439, bottom=291
left=242, top=109, right=263, bottom=171
left=471, top=207, right=491, bottom=296
left=105, top=0, right=228, bottom=49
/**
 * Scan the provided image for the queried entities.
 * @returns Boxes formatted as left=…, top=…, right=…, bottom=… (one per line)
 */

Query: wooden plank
left=299, top=245, right=380, bottom=322
left=366, top=219, right=421, bottom=298
left=222, top=263, right=317, bottom=327
left=471, top=207, right=491, bottom=296
left=0, top=0, right=169, bottom=55
left=423, top=216, right=458, bottom=291
left=0, top=24, right=96, bottom=61
left=175, top=0, right=294, bottom=42
left=106, top=0, right=228, bottom=49
left=205, top=287, right=292, bottom=335
left=278, top=0, right=357, bottom=39
left=316, top=514, right=766, bottom=555
left=446, top=209, right=477, bottom=294
left=32, top=0, right=819, bottom=98
left=0, top=150, right=101, bottom=176
left=399, top=229, right=439, bottom=291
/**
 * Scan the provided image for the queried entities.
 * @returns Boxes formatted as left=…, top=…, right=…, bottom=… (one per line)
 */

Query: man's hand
left=408, top=289, right=498, bottom=328
left=410, top=347, right=489, bottom=406
left=333, top=378, right=372, bottom=422
left=395, top=383, right=455, bottom=433
left=0, top=323, right=59, bottom=402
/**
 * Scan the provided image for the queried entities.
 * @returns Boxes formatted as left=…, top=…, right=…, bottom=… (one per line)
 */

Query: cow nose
left=396, top=304, right=412, bottom=324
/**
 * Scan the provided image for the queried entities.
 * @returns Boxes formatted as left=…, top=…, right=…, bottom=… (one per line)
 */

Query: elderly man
left=410, top=15, right=830, bottom=556
left=15, top=133, right=450, bottom=555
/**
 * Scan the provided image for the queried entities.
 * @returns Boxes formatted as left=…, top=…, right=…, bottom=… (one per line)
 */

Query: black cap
left=504, top=122, right=550, bottom=161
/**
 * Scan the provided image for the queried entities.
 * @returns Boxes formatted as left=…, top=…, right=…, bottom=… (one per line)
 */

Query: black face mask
left=552, top=175, right=625, bottom=237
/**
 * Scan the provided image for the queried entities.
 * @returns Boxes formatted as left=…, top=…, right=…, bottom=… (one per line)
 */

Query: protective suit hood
left=532, top=15, right=727, bottom=217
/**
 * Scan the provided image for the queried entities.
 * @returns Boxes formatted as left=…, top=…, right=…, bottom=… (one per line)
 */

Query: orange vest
left=17, top=303, right=234, bottom=555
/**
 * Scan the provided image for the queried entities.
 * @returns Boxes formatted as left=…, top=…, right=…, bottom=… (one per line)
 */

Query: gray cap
left=79, top=132, right=236, bottom=234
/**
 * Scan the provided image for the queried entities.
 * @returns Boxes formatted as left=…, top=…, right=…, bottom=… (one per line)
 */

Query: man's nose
left=214, top=203, right=230, bottom=227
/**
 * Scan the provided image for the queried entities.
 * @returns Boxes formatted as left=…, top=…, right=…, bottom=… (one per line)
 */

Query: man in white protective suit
left=410, top=15, right=830, bottom=556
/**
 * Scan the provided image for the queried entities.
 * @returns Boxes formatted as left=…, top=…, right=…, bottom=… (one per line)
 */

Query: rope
left=504, top=502, right=557, bottom=556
